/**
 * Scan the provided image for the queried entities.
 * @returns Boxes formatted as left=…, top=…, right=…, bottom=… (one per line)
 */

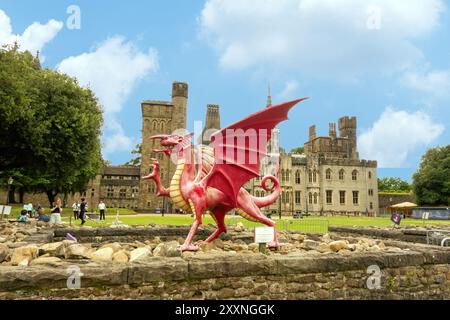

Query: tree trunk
left=19, top=189, right=25, bottom=204
left=46, top=190, right=57, bottom=207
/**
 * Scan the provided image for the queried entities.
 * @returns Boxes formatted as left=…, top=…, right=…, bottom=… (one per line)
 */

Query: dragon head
left=151, top=132, right=194, bottom=156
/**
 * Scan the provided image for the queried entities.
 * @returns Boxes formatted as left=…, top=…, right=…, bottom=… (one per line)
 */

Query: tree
left=290, top=147, right=304, bottom=154
left=413, top=145, right=450, bottom=206
left=125, top=143, right=141, bottom=166
left=0, top=45, right=103, bottom=205
left=378, top=177, right=412, bottom=193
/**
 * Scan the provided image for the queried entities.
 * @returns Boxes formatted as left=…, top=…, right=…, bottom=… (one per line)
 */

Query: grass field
left=5, top=204, right=450, bottom=234
left=58, top=213, right=450, bottom=234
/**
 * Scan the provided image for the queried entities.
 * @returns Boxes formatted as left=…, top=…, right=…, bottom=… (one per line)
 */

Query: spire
left=33, top=50, right=41, bottom=69
left=266, top=83, right=272, bottom=107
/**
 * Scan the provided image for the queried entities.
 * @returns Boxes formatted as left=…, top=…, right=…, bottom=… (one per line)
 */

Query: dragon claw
left=267, top=241, right=281, bottom=250
left=180, top=244, right=199, bottom=252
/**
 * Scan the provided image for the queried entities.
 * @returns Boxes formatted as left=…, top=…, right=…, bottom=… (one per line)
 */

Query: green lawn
left=6, top=204, right=138, bottom=217
left=59, top=213, right=450, bottom=234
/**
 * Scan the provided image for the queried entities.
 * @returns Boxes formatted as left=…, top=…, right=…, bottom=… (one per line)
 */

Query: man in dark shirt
left=79, top=198, right=87, bottom=225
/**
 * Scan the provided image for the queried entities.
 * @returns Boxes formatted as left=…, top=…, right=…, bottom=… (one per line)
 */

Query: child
left=18, top=209, right=28, bottom=222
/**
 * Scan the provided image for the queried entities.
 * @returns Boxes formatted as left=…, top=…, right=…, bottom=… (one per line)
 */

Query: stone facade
left=247, top=117, right=379, bottom=216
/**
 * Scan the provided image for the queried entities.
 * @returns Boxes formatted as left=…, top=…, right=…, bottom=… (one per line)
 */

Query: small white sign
left=3, top=206, right=11, bottom=216
left=254, top=226, right=274, bottom=243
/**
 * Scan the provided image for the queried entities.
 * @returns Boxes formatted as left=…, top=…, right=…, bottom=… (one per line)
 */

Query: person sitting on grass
left=36, top=206, right=50, bottom=222
left=18, top=209, right=28, bottom=222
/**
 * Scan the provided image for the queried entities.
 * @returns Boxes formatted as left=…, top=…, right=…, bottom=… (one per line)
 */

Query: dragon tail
left=251, top=175, right=281, bottom=208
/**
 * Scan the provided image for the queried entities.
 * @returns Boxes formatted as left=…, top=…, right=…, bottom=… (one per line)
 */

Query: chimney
left=329, top=123, right=336, bottom=139
left=309, top=125, right=316, bottom=141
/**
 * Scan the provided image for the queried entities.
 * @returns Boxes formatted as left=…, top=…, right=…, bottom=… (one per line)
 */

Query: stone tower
left=338, top=116, right=358, bottom=159
left=171, top=82, right=188, bottom=131
left=201, top=104, right=221, bottom=145
left=139, top=81, right=188, bottom=212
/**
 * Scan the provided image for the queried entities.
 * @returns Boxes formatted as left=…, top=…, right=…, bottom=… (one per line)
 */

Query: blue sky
left=1, top=0, right=449, bottom=181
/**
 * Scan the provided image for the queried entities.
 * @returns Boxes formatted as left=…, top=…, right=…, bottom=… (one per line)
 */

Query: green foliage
left=413, top=145, right=450, bottom=206
left=290, top=146, right=304, bottom=154
left=124, top=143, right=141, bottom=166
left=378, top=177, right=412, bottom=193
left=0, top=45, right=103, bottom=204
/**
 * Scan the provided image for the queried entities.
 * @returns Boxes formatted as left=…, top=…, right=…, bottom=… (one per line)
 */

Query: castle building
left=246, top=115, right=379, bottom=215
left=2, top=81, right=378, bottom=215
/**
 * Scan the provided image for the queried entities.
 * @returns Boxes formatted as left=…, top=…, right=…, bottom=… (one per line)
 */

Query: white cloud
left=199, top=0, right=446, bottom=78
left=57, top=36, right=158, bottom=156
left=401, top=69, right=450, bottom=98
left=359, top=107, right=444, bottom=168
left=0, top=9, right=63, bottom=53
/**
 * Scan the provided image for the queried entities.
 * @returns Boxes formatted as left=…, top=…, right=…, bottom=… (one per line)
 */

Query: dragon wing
left=204, top=98, right=308, bottom=207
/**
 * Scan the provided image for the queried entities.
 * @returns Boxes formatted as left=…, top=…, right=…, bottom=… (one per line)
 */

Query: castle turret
left=329, top=123, right=337, bottom=139
left=338, top=116, right=358, bottom=159
left=309, top=125, right=316, bottom=141
left=171, top=81, right=188, bottom=131
left=201, top=104, right=221, bottom=144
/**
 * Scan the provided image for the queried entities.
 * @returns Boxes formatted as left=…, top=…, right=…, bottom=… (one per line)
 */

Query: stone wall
left=1, top=245, right=449, bottom=300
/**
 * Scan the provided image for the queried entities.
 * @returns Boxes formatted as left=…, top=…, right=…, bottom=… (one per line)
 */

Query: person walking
left=79, top=198, right=88, bottom=225
left=72, top=201, right=80, bottom=220
left=98, top=200, right=106, bottom=221
left=50, top=198, right=62, bottom=224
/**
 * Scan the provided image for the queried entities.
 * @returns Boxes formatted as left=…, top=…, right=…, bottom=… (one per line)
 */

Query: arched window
left=282, top=191, right=286, bottom=203
left=313, top=192, right=318, bottom=204
left=286, top=192, right=290, bottom=203
left=261, top=191, right=265, bottom=197
left=313, top=170, right=317, bottom=183
left=339, top=169, right=345, bottom=180
left=281, top=169, right=285, bottom=182
left=368, top=171, right=372, bottom=179
left=308, top=192, right=313, bottom=204
left=308, top=170, right=313, bottom=183
left=352, top=170, right=358, bottom=181
left=326, top=169, right=332, bottom=180
left=152, top=120, right=157, bottom=131
left=295, top=170, right=301, bottom=184
left=160, top=121, right=165, bottom=132
left=255, top=190, right=260, bottom=197
left=286, top=170, right=290, bottom=182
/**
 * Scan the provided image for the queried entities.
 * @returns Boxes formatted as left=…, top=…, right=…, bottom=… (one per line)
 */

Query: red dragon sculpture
left=143, top=98, right=308, bottom=251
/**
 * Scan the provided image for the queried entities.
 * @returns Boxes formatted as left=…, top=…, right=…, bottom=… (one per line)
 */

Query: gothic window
left=313, top=170, right=317, bottom=182
left=313, top=192, right=318, bottom=204
left=370, top=202, right=373, bottom=210
left=148, top=181, right=156, bottom=193
left=286, top=170, right=290, bottom=182
left=261, top=191, right=265, bottom=197
left=352, top=170, right=358, bottom=181
left=255, top=190, right=260, bottom=197
left=308, top=170, right=313, bottom=183
left=281, top=169, right=285, bottom=182
left=326, top=169, right=332, bottom=180
left=368, top=171, right=372, bottom=179
left=295, top=170, right=301, bottom=184
left=326, top=190, right=332, bottom=204
left=160, top=121, right=165, bottom=132
left=152, top=120, right=157, bottom=131
left=339, top=169, right=345, bottom=180
left=286, top=192, right=290, bottom=203
left=107, top=186, right=114, bottom=197
left=308, top=192, right=313, bottom=204
left=295, top=191, right=301, bottom=204
left=282, top=191, right=286, bottom=204
left=352, top=191, right=359, bottom=204
left=339, top=191, right=346, bottom=204
left=368, top=189, right=374, bottom=196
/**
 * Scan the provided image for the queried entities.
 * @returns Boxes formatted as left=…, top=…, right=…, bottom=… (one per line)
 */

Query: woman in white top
left=98, top=201, right=106, bottom=221
left=72, top=201, right=80, bottom=220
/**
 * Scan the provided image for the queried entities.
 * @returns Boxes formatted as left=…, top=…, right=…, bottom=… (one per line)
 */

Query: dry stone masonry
left=0, top=221, right=449, bottom=299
